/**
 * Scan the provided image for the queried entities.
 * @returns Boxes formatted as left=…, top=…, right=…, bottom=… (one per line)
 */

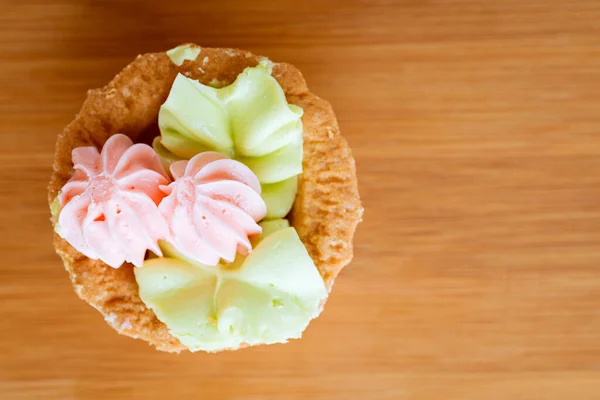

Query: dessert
left=48, top=44, right=362, bottom=352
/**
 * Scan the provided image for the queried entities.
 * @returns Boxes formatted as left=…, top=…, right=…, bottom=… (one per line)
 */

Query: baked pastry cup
left=48, top=45, right=362, bottom=352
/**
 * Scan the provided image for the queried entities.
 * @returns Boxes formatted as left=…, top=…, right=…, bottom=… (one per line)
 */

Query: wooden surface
left=2, top=0, right=600, bottom=399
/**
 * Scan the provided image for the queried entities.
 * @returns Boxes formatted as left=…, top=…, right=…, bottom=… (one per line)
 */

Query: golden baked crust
left=48, top=46, right=362, bottom=353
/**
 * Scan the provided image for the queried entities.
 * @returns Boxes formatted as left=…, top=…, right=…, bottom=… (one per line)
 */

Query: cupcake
left=48, top=44, right=362, bottom=352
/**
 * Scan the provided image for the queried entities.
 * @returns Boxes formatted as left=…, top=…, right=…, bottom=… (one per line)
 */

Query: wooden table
left=2, top=1, right=600, bottom=399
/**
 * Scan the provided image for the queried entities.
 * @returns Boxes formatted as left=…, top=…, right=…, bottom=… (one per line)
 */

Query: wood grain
left=2, top=0, right=600, bottom=399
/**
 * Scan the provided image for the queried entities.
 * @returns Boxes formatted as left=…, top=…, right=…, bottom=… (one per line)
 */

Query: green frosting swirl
left=156, top=62, right=303, bottom=219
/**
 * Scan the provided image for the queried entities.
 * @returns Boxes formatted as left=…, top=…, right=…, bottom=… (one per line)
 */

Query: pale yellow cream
left=166, top=44, right=201, bottom=66
left=134, top=221, right=327, bottom=352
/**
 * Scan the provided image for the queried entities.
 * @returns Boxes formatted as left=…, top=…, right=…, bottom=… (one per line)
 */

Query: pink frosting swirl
left=57, top=134, right=170, bottom=268
left=159, top=152, right=267, bottom=266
